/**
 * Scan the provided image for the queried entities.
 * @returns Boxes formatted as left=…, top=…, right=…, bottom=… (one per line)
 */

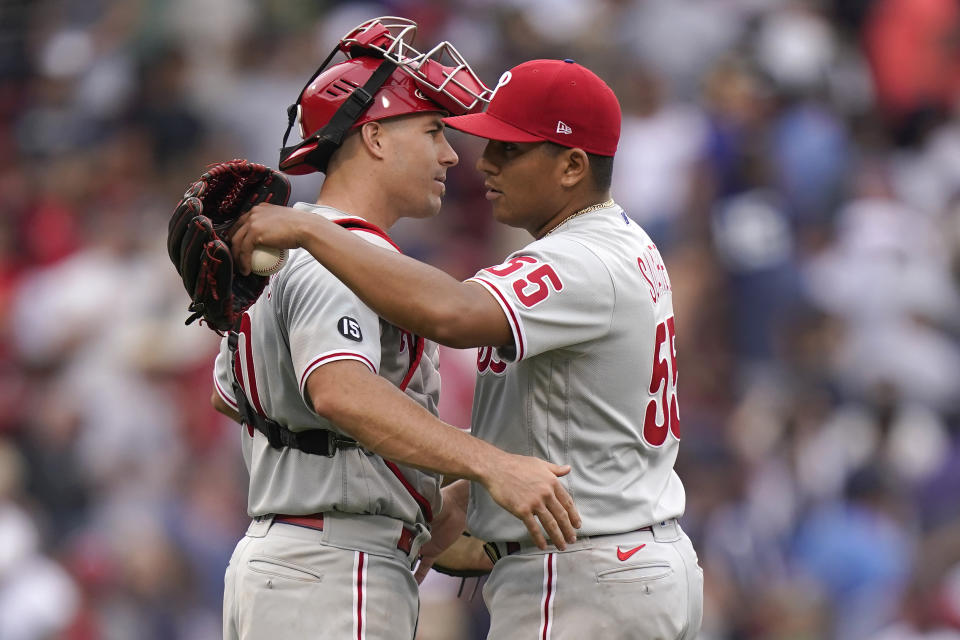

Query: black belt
left=254, top=421, right=359, bottom=456
left=273, top=514, right=416, bottom=555
left=227, top=332, right=359, bottom=456
left=483, top=525, right=654, bottom=564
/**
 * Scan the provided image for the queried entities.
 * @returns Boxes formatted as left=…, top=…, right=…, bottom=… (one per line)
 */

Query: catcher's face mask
left=279, top=16, right=492, bottom=175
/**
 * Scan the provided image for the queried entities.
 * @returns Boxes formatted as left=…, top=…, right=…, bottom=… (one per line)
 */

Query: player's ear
left=558, top=148, right=589, bottom=189
left=359, top=121, right=388, bottom=160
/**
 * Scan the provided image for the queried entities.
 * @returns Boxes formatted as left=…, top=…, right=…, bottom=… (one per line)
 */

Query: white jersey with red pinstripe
left=465, top=202, right=686, bottom=542
left=213, top=202, right=441, bottom=528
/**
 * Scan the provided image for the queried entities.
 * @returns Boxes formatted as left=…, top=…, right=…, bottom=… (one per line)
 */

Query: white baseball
left=250, top=246, right=287, bottom=276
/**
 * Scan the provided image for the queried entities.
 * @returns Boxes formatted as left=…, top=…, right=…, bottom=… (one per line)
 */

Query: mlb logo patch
left=556, top=120, right=573, bottom=135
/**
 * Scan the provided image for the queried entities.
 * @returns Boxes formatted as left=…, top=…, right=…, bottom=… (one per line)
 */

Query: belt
left=483, top=524, right=655, bottom=564
left=228, top=333, right=359, bottom=457
left=274, top=514, right=416, bottom=555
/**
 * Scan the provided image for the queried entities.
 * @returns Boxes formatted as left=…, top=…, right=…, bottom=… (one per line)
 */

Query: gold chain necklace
left=542, top=199, right=616, bottom=237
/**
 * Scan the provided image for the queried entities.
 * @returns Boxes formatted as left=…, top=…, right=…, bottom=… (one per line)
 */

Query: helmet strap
left=281, top=45, right=341, bottom=151
left=280, top=58, right=398, bottom=173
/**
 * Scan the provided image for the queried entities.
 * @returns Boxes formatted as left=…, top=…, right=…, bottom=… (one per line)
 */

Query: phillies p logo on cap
left=493, top=70, right=513, bottom=96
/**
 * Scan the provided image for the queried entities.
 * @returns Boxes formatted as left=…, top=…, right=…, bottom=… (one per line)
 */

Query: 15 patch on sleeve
left=338, top=316, right=363, bottom=341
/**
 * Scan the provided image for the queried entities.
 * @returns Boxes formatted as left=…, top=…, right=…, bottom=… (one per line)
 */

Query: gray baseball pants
left=223, top=512, right=429, bottom=639
left=482, top=519, right=703, bottom=639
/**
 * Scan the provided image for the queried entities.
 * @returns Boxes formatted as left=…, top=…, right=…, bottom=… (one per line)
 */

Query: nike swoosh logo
left=616, top=544, right=646, bottom=561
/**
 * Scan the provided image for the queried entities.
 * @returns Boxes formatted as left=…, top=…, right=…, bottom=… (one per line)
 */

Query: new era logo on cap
left=556, top=120, right=572, bottom=135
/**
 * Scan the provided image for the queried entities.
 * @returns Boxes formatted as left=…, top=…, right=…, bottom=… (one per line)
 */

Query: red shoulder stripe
left=399, top=334, right=425, bottom=392
left=333, top=217, right=402, bottom=252
left=384, top=460, right=434, bottom=522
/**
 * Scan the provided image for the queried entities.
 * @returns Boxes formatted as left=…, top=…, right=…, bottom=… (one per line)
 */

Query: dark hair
left=544, top=142, right=614, bottom=192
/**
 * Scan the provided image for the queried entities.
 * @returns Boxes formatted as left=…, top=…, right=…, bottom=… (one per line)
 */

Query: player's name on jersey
left=637, top=244, right=673, bottom=304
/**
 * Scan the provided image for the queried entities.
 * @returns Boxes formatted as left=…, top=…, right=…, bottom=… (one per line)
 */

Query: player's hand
left=414, top=481, right=469, bottom=583
left=481, top=454, right=581, bottom=551
left=229, top=203, right=317, bottom=275
left=420, top=534, right=493, bottom=581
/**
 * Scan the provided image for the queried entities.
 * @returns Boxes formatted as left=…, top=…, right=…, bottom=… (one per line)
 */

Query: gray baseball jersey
left=466, top=203, right=685, bottom=542
left=213, top=203, right=442, bottom=528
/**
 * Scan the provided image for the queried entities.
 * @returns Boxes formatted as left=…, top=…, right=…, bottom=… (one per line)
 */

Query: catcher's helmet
left=279, top=17, right=491, bottom=175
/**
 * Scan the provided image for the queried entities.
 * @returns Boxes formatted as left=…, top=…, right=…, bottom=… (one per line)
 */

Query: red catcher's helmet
left=279, top=17, right=491, bottom=176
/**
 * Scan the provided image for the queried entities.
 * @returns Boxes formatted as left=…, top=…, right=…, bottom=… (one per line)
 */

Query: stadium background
left=2, top=0, right=960, bottom=638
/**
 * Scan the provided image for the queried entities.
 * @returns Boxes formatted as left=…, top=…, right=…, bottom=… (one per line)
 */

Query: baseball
left=250, top=246, right=287, bottom=276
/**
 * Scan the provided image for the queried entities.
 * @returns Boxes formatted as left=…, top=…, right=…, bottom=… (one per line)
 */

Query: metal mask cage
left=339, top=17, right=492, bottom=113
left=339, top=16, right=421, bottom=60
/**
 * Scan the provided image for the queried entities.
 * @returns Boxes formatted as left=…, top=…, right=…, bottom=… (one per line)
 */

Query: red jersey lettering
left=513, top=264, right=563, bottom=307
left=477, top=346, right=507, bottom=374
left=642, top=316, right=680, bottom=446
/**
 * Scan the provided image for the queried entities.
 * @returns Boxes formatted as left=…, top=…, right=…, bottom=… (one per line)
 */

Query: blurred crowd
left=2, top=0, right=960, bottom=638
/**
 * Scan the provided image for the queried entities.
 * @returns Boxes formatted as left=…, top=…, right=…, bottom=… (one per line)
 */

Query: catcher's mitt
left=168, top=159, right=291, bottom=333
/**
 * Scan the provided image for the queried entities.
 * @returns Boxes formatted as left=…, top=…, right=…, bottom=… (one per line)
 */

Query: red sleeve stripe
left=214, top=375, right=237, bottom=409
left=299, top=352, right=377, bottom=393
left=468, top=277, right=526, bottom=361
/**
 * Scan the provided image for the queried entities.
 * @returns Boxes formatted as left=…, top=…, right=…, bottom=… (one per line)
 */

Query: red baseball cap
left=443, top=59, right=621, bottom=156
